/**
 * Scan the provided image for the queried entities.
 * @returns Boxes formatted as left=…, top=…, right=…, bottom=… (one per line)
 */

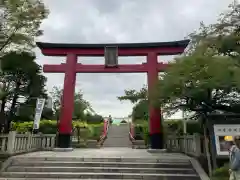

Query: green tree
left=50, top=86, right=62, bottom=119
left=118, top=86, right=147, bottom=103
left=41, top=107, right=54, bottom=120
left=0, top=0, right=49, bottom=54
left=188, top=1, right=240, bottom=58
left=0, top=51, right=47, bottom=130
left=155, top=2, right=240, bottom=116
left=153, top=2, right=240, bottom=175
left=51, top=87, right=94, bottom=120
left=73, top=90, right=94, bottom=120
left=132, top=100, right=148, bottom=121
left=118, top=86, right=148, bottom=121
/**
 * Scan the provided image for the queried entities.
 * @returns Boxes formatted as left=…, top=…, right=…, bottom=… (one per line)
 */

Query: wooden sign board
left=104, top=46, right=118, bottom=67
left=213, top=124, right=240, bottom=156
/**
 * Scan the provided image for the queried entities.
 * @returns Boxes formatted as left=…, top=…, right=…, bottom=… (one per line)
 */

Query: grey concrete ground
left=16, top=147, right=190, bottom=160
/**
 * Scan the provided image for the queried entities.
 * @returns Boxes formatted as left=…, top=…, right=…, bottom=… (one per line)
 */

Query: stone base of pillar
left=147, top=148, right=167, bottom=153
left=56, top=133, right=72, bottom=148
left=149, top=132, right=164, bottom=149
left=53, top=147, right=73, bottom=152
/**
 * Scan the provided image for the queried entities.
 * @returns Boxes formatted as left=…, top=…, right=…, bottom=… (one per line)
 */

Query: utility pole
left=182, top=110, right=187, bottom=134
left=182, top=110, right=187, bottom=153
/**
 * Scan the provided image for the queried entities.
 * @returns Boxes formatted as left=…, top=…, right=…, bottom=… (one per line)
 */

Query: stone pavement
left=103, top=124, right=131, bottom=147
left=15, top=148, right=190, bottom=159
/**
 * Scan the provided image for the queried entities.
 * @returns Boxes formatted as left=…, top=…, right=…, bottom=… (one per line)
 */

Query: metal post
left=182, top=110, right=187, bottom=153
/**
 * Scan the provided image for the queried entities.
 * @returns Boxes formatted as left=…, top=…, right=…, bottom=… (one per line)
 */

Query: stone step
left=103, top=125, right=130, bottom=147
left=13, top=157, right=190, bottom=163
left=103, top=144, right=131, bottom=147
left=11, top=160, right=192, bottom=168
left=0, top=179, right=128, bottom=180
left=105, top=136, right=129, bottom=138
left=7, top=166, right=196, bottom=174
left=1, top=172, right=200, bottom=180
left=0, top=179, right=131, bottom=180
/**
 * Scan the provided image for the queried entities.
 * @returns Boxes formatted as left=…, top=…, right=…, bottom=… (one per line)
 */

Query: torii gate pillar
left=57, top=54, right=77, bottom=148
left=147, top=52, right=163, bottom=149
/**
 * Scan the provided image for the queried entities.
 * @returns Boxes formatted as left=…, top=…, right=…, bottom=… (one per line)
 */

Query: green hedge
left=211, top=163, right=229, bottom=180
left=10, top=120, right=103, bottom=140
left=133, top=120, right=203, bottom=140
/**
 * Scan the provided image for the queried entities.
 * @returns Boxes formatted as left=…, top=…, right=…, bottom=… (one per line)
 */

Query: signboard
left=104, top=46, right=118, bottom=67
left=213, top=124, right=240, bottom=156
left=33, top=98, right=45, bottom=130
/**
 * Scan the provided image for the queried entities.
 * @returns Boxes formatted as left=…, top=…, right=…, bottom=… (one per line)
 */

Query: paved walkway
left=16, top=148, right=190, bottom=160
left=103, top=124, right=131, bottom=147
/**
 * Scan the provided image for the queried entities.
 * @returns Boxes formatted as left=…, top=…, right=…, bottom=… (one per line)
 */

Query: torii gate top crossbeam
left=36, top=39, right=190, bottom=57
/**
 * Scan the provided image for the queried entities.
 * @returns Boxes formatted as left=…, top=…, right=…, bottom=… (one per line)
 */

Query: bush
left=133, top=120, right=202, bottom=136
left=212, top=163, right=229, bottom=180
left=86, top=114, right=104, bottom=124
left=87, top=124, right=103, bottom=140
left=132, top=119, right=202, bottom=145
left=134, top=121, right=148, bottom=140
left=11, top=120, right=103, bottom=140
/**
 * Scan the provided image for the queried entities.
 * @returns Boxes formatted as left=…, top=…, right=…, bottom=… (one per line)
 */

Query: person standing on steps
left=229, top=136, right=240, bottom=180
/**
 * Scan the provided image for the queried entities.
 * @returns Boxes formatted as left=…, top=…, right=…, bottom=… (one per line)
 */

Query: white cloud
left=36, top=0, right=231, bottom=117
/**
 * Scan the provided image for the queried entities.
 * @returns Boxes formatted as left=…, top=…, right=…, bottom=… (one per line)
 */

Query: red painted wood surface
left=43, top=63, right=168, bottom=73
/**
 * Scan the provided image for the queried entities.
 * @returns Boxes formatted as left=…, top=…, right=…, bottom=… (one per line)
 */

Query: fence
left=0, top=130, right=203, bottom=157
left=0, top=131, right=55, bottom=155
left=130, top=132, right=203, bottom=157
left=166, top=134, right=202, bottom=157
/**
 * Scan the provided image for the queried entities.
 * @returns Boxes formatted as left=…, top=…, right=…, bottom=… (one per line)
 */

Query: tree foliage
left=118, top=86, right=148, bottom=121
left=118, top=86, right=147, bottom=103
left=0, top=0, right=51, bottom=132
left=0, top=0, right=49, bottom=54
left=118, top=1, right=240, bottom=121
left=0, top=51, right=47, bottom=129
left=50, top=86, right=95, bottom=120
left=155, top=1, right=240, bottom=117
left=132, top=100, right=148, bottom=121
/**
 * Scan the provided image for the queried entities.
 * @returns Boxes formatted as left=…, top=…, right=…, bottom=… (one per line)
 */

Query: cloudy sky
left=35, top=0, right=231, bottom=118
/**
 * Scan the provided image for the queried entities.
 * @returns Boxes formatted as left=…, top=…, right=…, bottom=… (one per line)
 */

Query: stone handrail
left=0, top=131, right=56, bottom=155
left=166, top=134, right=202, bottom=157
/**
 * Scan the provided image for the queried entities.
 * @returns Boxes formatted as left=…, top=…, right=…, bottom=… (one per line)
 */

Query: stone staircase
left=0, top=155, right=206, bottom=179
left=103, top=124, right=131, bottom=147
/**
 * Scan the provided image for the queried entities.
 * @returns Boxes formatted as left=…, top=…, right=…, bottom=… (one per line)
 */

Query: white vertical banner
left=33, top=98, right=45, bottom=130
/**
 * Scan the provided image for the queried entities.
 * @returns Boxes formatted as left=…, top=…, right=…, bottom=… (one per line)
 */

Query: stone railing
left=131, top=133, right=202, bottom=157
left=166, top=134, right=202, bottom=157
left=0, top=131, right=56, bottom=155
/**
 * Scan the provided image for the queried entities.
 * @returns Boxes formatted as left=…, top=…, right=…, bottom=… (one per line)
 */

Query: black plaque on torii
left=104, top=46, right=118, bottom=67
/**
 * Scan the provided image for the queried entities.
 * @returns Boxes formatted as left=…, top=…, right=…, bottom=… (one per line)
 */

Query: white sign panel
left=213, top=124, right=240, bottom=156
left=33, top=98, right=45, bottom=130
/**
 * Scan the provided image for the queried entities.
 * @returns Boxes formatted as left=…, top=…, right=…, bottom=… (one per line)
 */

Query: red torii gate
left=36, top=40, right=189, bottom=149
